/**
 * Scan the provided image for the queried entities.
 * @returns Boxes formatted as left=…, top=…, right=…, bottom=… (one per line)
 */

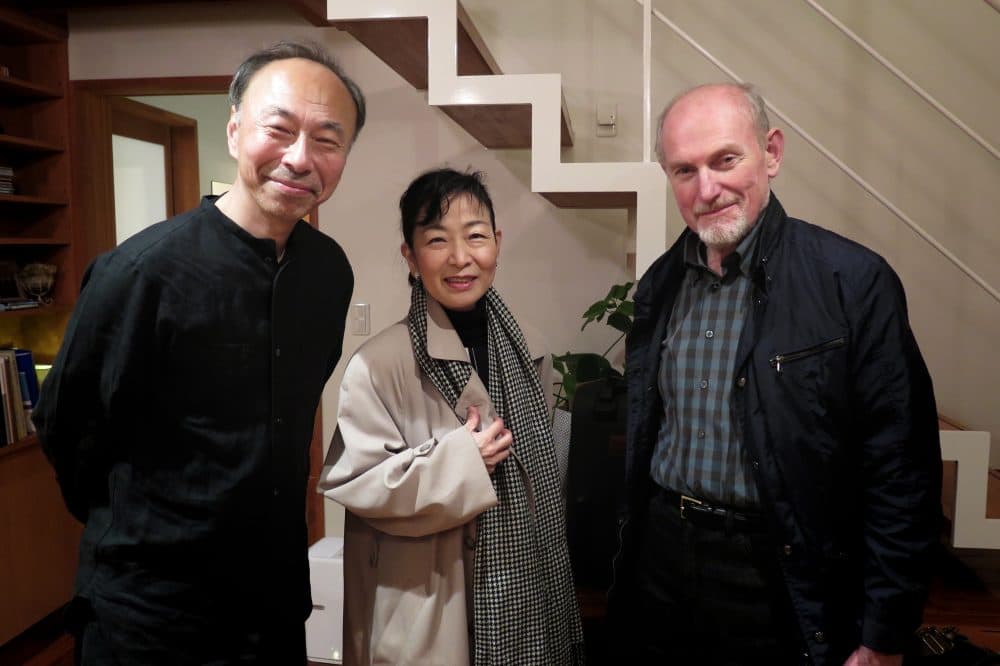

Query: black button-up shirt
left=34, top=197, right=353, bottom=659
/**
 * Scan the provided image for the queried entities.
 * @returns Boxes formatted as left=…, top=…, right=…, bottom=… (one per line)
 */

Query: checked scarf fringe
left=408, top=283, right=585, bottom=665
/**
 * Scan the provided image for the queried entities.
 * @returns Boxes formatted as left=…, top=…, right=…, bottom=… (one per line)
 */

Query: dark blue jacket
left=620, top=194, right=941, bottom=664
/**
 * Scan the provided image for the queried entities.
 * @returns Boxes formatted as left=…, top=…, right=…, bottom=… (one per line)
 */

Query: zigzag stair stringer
left=328, top=0, right=670, bottom=274
left=942, top=431, right=1000, bottom=549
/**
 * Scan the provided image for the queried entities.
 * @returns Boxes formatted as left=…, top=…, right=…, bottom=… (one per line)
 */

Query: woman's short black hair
left=399, top=168, right=496, bottom=249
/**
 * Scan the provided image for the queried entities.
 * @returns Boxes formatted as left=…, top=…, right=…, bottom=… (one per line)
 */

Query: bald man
left=615, top=83, right=941, bottom=665
left=35, top=41, right=366, bottom=665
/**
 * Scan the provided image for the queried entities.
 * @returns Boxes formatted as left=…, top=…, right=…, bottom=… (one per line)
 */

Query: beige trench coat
left=320, top=298, right=552, bottom=666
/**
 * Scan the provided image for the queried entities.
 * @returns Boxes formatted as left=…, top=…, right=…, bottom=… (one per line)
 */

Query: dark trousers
left=630, top=490, right=808, bottom=664
left=74, top=613, right=306, bottom=666
left=75, top=619, right=119, bottom=666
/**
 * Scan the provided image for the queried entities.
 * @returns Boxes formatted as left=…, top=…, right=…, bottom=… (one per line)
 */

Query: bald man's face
left=226, top=57, right=357, bottom=225
left=658, top=87, right=782, bottom=248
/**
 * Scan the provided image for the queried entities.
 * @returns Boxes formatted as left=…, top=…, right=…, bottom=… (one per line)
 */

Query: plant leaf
left=607, top=311, right=632, bottom=334
left=608, top=283, right=630, bottom=300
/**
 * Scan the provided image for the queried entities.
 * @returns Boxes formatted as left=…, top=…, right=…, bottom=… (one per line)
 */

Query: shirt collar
left=205, top=195, right=308, bottom=264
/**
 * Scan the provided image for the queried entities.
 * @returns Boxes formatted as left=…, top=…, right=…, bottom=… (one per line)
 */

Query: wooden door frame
left=69, top=76, right=326, bottom=544
left=108, top=95, right=199, bottom=220
left=70, top=76, right=226, bottom=269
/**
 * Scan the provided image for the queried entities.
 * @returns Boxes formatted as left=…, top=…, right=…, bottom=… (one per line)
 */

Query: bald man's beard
left=696, top=209, right=754, bottom=249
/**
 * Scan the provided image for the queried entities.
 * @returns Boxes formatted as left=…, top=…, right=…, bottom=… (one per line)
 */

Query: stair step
left=332, top=3, right=573, bottom=150
left=541, top=191, right=637, bottom=209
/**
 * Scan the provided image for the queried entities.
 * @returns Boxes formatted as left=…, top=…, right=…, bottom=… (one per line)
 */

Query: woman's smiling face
left=401, top=194, right=501, bottom=311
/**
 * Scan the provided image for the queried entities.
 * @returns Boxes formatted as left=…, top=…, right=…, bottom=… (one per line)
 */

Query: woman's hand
left=465, top=405, right=512, bottom=474
left=843, top=647, right=902, bottom=666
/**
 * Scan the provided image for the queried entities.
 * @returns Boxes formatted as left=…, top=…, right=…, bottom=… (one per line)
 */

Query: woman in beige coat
left=320, top=169, right=584, bottom=665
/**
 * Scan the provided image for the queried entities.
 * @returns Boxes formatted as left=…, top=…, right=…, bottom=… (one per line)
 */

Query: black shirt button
left=813, top=631, right=825, bottom=643
left=737, top=376, right=747, bottom=388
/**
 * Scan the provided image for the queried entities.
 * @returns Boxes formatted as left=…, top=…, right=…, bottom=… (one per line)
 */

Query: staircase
left=323, top=0, right=999, bottom=551
left=325, top=0, right=668, bottom=275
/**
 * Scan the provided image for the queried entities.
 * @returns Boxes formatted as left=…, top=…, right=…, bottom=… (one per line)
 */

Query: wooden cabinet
left=0, top=6, right=81, bottom=648
left=0, top=7, right=75, bottom=314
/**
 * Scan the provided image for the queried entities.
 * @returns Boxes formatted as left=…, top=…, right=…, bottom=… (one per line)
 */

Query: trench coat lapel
left=423, top=296, right=546, bottom=423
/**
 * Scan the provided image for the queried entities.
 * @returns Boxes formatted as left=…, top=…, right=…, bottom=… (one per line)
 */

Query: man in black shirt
left=34, top=41, right=366, bottom=665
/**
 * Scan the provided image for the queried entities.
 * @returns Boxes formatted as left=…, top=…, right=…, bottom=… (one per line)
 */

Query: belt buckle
left=679, top=494, right=703, bottom=520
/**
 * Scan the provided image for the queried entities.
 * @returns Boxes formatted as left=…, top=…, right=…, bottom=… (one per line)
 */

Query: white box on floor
left=306, top=536, right=345, bottom=664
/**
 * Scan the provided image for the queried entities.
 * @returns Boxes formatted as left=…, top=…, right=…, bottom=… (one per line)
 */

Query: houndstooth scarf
left=408, top=283, right=585, bottom=665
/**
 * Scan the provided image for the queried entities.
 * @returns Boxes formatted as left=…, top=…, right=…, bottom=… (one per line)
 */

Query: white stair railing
left=634, top=0, right=1000, bottom=308
left=804, top=0, right=998, bottom=160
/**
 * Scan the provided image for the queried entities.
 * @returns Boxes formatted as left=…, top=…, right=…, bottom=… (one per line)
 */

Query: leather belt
left=660, top=487, right=765, bottom=533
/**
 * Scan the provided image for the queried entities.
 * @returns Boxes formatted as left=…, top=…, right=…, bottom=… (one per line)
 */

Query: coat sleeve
left=849, top=259, right=942, bottom=654
left=32, top=253, right=156, bottom=522
left=319, top=349, right=498, bottom=538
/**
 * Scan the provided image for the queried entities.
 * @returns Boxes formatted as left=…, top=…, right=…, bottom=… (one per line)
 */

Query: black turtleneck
left=444, top=299, right=489, bottom=387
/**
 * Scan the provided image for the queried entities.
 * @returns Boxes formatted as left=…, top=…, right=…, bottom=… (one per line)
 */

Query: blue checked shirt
left=650, top=220, right=763, bottom=508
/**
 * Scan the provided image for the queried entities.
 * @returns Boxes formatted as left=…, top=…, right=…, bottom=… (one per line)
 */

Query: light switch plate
left=350, top=303, right=370, bottom=335
left=596, top=102, right=618, bottom=137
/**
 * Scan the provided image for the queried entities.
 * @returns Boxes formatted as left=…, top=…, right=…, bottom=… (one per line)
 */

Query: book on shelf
left=14, top=349, right=39, bottom=409
left=0, top=348, right=39, bottom=447
left=0, top=350, right=27, bottom=442
left=0, top=165, right=12, bottom=195
left=0, top=300, right=40, bottom=311
left=14, top=349, right=38, bottom=436
left=0, top=354, right=17, bottom=444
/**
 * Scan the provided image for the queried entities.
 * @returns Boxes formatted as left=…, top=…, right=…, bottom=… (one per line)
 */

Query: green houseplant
left=552, top=281, right=635, bottom=412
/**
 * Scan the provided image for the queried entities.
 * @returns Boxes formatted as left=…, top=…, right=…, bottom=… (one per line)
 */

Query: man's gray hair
left=653, top=82, right=770, bottom=165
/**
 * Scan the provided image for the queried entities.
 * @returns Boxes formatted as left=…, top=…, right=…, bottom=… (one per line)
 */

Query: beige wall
left=69, top=0, right=1000, bottom=543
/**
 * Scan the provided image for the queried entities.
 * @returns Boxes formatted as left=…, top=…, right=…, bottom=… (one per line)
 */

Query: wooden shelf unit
left=0, top=5, right=80, bottom=650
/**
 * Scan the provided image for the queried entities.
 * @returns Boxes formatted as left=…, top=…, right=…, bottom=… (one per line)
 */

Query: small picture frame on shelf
left=0, top=261, right=25, bottom=303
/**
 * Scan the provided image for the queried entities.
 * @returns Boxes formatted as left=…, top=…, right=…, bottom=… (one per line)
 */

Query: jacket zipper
left=769, top=336, right=846, bottom=374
